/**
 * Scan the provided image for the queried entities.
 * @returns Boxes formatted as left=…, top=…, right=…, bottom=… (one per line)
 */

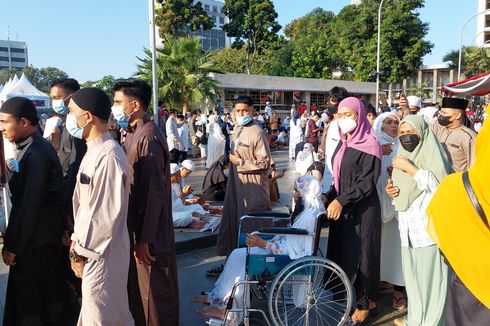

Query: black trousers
left=169, top=149, right=181, bottom=164
left=3, top=245, right=79, bottom=326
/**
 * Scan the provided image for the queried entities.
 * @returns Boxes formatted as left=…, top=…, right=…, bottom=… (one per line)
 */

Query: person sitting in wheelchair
left=193, top=176, right=325, bottom=322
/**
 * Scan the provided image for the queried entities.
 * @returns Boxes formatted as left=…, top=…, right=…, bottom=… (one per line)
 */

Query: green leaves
left=155, top=0, right=213, bottom=38
left=135, top=37, right=220, bottom=113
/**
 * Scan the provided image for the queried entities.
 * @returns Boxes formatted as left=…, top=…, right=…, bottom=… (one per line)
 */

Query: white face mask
left=338, top=118, right=357, bottom=134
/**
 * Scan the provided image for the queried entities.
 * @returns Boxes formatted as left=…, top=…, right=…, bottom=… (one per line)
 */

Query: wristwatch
left=69, top=249, right=86, bottom=263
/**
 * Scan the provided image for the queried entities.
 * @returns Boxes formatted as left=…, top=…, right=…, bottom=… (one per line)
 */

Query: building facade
left=381, top=63, right=456, bottom=106
left=0, top=40, right=28, bottom=70
left=209, top=73, right=377, bottom=112
left=190, top=0, right=231, bottom=51
left=477, top=0, right=490, bottom=48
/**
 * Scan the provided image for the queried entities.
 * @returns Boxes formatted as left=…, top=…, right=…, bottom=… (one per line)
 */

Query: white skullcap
left=170, top=163, right=180, bottom=175
left=407, top=96, right=421, bottom=108
left=181, top=159, right=195, bottom=172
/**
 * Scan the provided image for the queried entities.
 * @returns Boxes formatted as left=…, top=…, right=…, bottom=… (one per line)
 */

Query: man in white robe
left=68, top=87, right=134, bottom=325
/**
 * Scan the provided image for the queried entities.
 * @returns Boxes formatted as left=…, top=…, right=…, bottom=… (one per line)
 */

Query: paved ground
left=0, top=148, right=407, bottom=325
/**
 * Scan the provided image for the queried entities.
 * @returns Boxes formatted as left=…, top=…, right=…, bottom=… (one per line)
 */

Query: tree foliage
left=268, top=1, right=432, bottom=83
left=223, top=0, right=281, bottom=73
left=135, top=37, right=221, bottom=114
left=443, top=46, right=490, bottom=78
left=82, top=75, right=119, bottom=97
left=155, top=0, right=213, bottom=38
left=0, top=66, right=68, bottom=93
left=212, top=47, right=272, bottom=75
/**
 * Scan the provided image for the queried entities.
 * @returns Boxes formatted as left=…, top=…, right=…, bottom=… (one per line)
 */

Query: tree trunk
left=183, top=99, right=189, bottom=115
left=246, top=41, right=251, bottom=75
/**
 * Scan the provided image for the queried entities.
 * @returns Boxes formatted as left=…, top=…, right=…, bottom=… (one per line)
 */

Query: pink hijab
left=332, top=97, right=382, bottom=192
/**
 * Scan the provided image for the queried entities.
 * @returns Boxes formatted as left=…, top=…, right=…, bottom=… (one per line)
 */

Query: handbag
left=462, top=171, right=489, bottom=229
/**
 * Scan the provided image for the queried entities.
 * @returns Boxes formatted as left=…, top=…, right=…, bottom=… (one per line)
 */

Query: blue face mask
left=52, top=99, right=69, bottom=115
left=111, top=102, right=135, bottom=129
left=236, top=114, right=252, bottom=126
left=66, top=113, right=87, bottom=139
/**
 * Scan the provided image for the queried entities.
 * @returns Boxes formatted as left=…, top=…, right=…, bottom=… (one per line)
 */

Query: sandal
left=206, top=264, right=224, bottom=277
left=392, top=293, right=407, bottom=310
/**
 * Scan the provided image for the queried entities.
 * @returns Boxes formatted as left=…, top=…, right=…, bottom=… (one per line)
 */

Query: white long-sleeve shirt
left=397, top=169, right=438, bottom=248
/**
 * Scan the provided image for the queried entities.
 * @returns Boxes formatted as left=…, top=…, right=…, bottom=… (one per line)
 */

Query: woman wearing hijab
left=206, top=114, right=226, bottom=168
left=427, top=121, right=490, bottom=325
left=325, top=97, right=382, bottom=325
left=193, top=176, right=325, bottom=323
left=373, top=113, right=406, bottom=310
left=295, top=142, right=319, bottom=175
left=289, top=111, right=303, bottom=159
left=386, top=115, right=452, bottom=326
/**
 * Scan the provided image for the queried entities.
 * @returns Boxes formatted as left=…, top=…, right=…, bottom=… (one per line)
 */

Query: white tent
left=0, top=73, right=50, bottom=109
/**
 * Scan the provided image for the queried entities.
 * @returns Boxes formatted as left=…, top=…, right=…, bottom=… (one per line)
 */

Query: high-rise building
left=190, top=0, right=230, bottom=51
left=0, top=40, right=28, bottom=70
left=476, top=0, right=490, bottom=47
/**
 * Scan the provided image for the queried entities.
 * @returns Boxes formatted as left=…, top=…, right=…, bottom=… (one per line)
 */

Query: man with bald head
left=432, top=97, right=477, bottom=172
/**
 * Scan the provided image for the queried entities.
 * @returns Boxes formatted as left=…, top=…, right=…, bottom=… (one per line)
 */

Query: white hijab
left=373, top=113, right=399, bottom=223
left=286, top=176, right=326, bottom=259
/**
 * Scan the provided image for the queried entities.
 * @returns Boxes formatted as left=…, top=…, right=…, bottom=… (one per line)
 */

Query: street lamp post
left=458, top=9, right=490, bottom=81
left=148, top=0, right=159, bottom=127
left=375, top=0, right=385, bottom=113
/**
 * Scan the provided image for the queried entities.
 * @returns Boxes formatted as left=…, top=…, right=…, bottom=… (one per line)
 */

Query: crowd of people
left=0, top=76, right=488, bottom=326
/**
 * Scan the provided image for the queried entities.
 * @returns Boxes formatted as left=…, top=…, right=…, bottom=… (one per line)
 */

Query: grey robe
left=217, top=121, right=272, bottom=256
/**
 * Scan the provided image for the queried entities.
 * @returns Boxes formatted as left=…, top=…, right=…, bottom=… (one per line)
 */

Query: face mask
left=52, top=99, right=69, bottom=115
left=66, top=113, right=87, bottom=139
left=236, top=114, right=252, bottom=126
left=399, top=134, right=420, bottom=152
left=338, top=118, right=357, bottom=134
left=111, top=102, right=135, bottom=129
left=437, top=114, right=452, bottom=126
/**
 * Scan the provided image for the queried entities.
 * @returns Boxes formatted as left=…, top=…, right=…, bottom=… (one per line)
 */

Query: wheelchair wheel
left=268, top=257, right=353, bottom=326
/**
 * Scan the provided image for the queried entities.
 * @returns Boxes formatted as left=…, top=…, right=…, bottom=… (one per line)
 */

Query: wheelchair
left=206, top=211, right=353, bottom=326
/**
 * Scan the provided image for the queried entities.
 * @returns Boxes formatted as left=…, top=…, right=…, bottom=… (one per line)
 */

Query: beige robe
left=432, top=122, right=477, bottom=172
left=217, top=121, right=272, bottom=256
left=72, top=132, right=134, bottom=326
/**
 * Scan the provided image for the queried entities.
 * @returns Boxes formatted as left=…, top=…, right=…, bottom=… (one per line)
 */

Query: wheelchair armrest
left=256, top=227, right=309, bottom=235
left=246, top=211, right=291, bottom=218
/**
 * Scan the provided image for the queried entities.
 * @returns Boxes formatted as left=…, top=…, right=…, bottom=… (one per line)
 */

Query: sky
left=0, top=0, right=479, bottom=82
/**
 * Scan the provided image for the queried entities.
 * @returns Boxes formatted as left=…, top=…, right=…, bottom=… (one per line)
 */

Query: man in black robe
left=112, top=79, right=179, bottom=326
left=0, top=97, right=74, bottom=325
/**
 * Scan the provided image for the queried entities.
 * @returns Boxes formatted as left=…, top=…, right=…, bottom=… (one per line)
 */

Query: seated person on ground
left=193, top=176, right=325, bottom=322
left=180, top=159, right=205, bottom=204
left=295, top=143, right=319, bottom=175
left=170, top=163, right=207, bottom=229
left=202, top=155, right=228, bottom=201
left=277, top=129, right=289, bottom=146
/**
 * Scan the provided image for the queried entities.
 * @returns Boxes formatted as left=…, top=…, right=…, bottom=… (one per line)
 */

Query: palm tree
left=442, top=49, right=461, bottom=70
left=135, top=37, right=221, bottom=114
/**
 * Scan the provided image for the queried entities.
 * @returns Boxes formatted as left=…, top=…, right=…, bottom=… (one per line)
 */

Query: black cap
left=71, top=87, right=111, bottom=121
left=0, top=97, right=38, bottom=125
left=442, top=97, right=469, bottom=111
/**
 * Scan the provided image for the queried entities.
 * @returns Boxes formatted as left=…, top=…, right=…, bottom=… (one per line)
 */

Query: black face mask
left=399, top=134, right=420, bottom=152
left=437, top=114, right=452, bottom=126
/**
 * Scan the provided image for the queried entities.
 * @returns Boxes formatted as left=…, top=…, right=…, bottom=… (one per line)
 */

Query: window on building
left=10, top=48, right=25, bottom=53
left=0, top=47, right=8, bottom=52
left=212, top=6, right=217, bottom=12
left=204, top=5, right=209, bottom=11
left=0, top=56, right=9, bottom=61
left=11, top=57, right=25, bottom=63
left=221, top=7, right=225, bottom=14
left=219, top=17, right=225, bottom=24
